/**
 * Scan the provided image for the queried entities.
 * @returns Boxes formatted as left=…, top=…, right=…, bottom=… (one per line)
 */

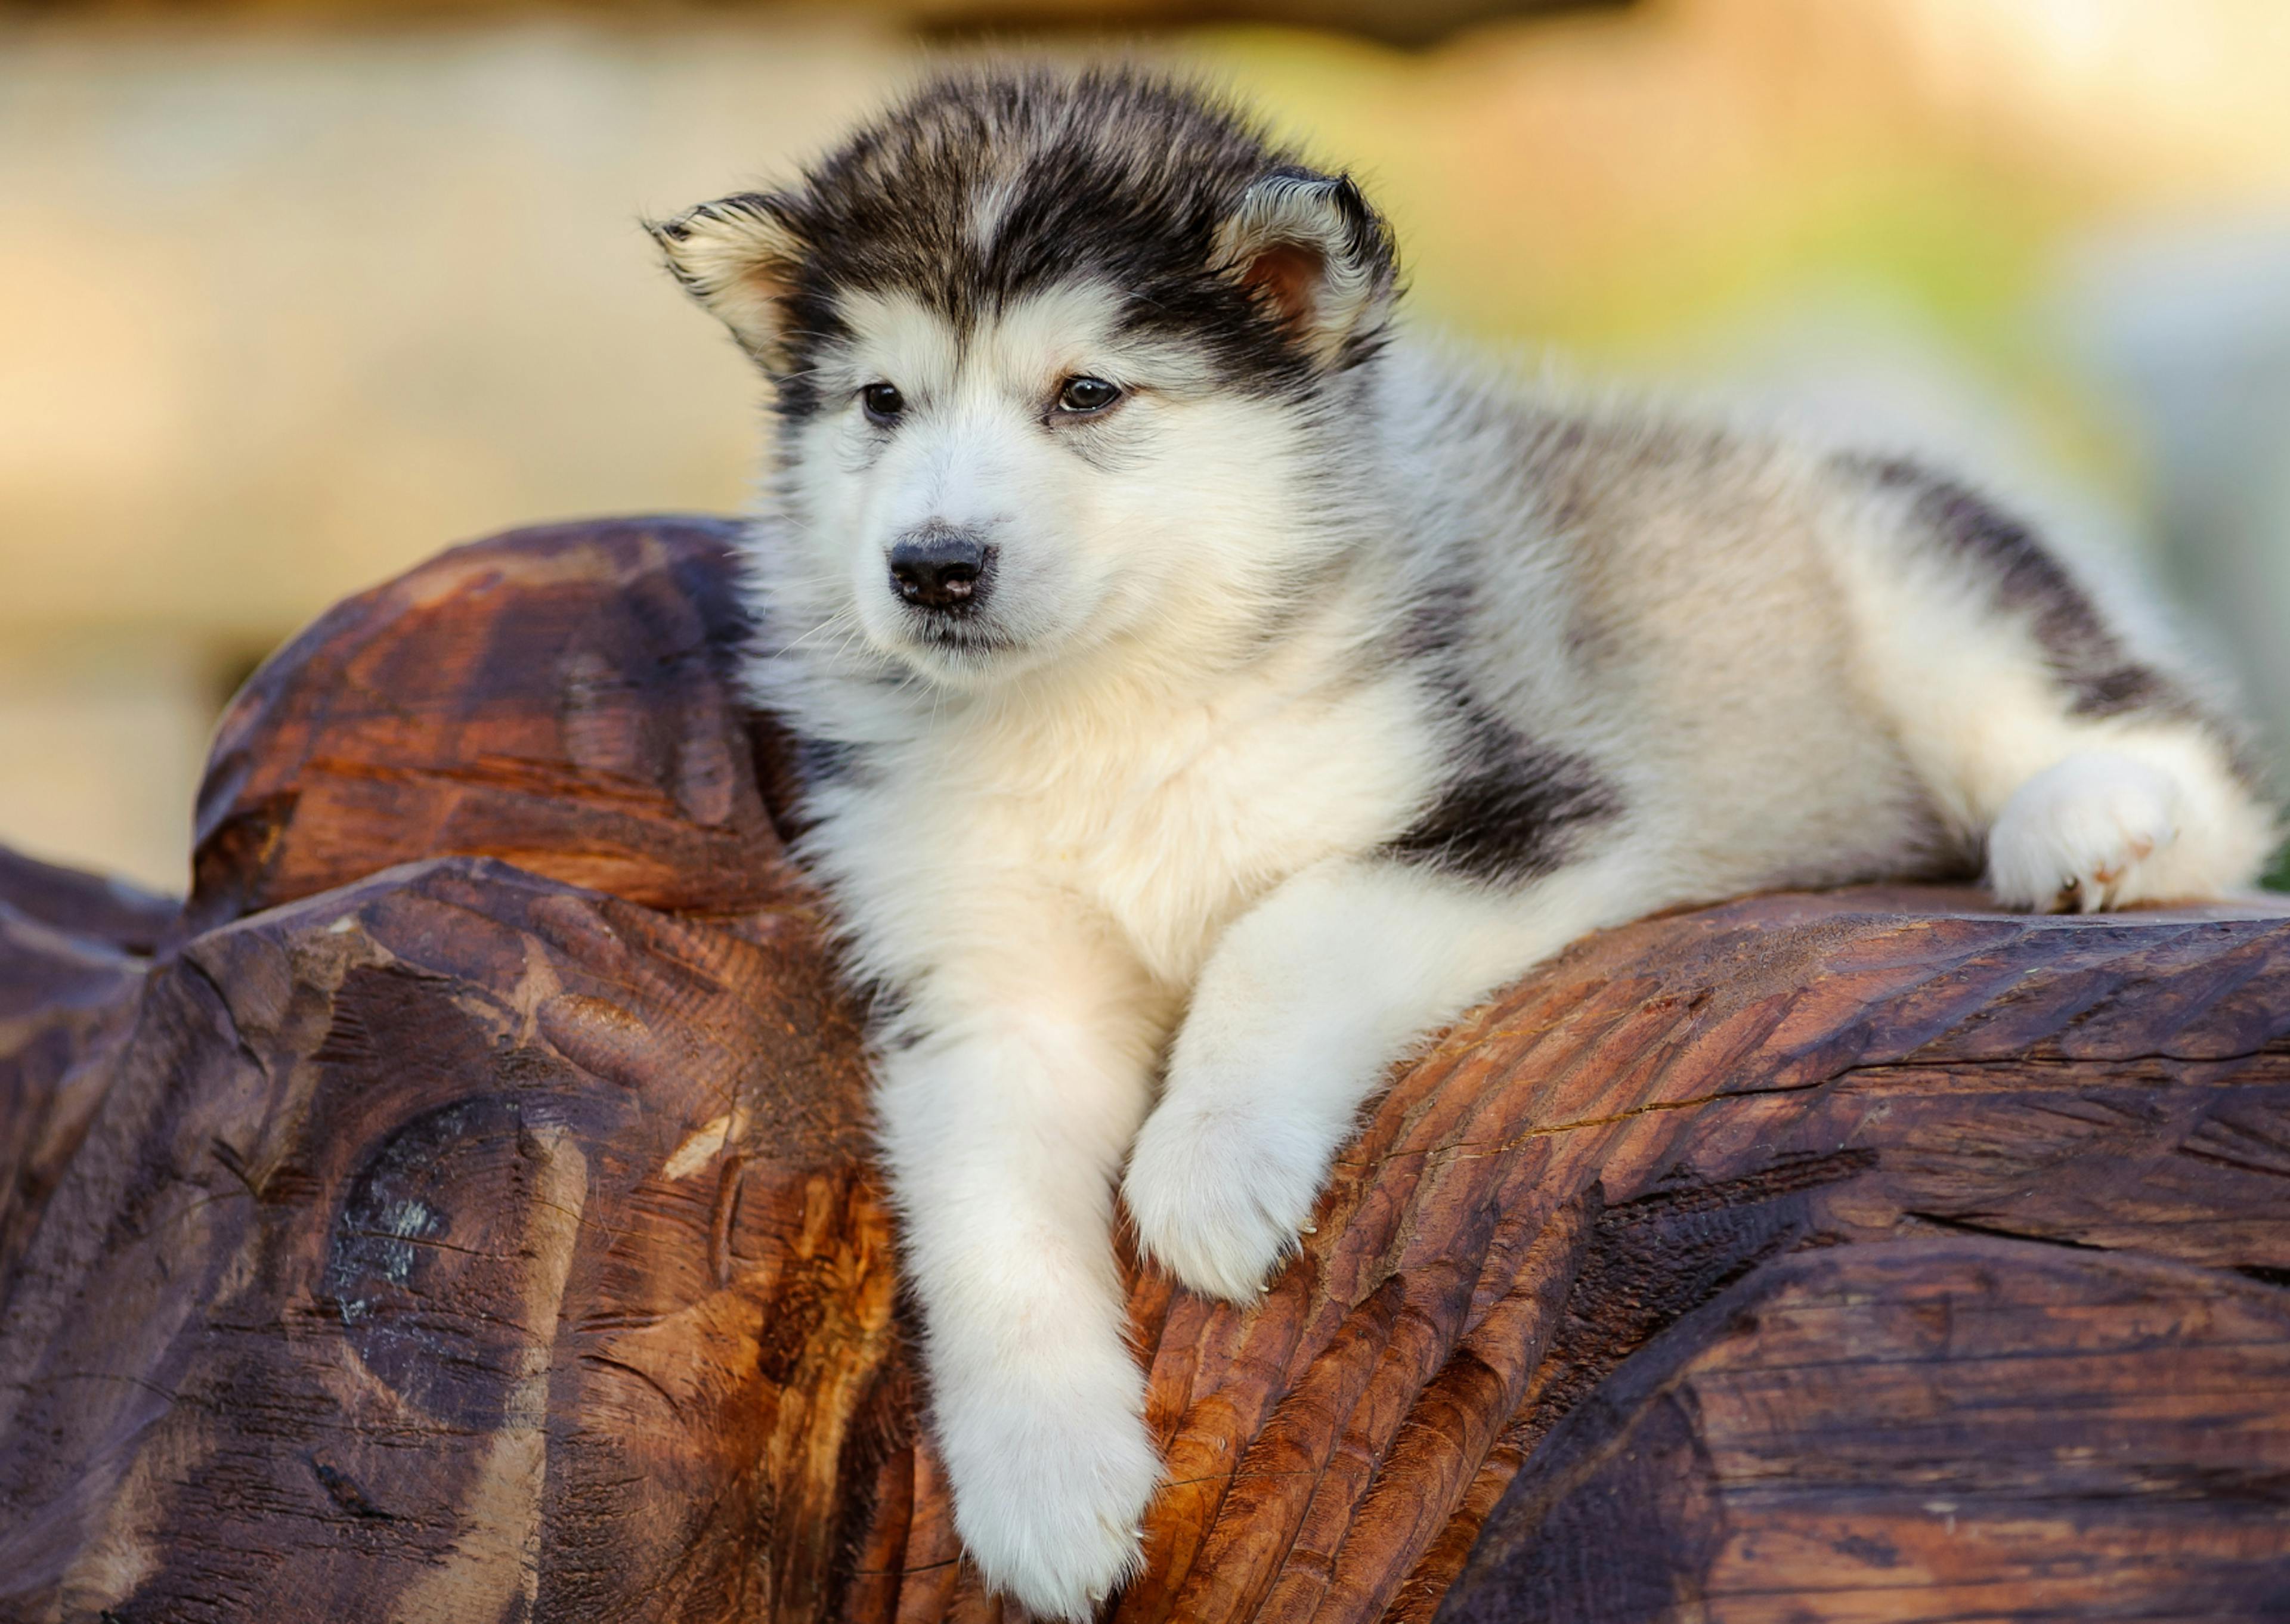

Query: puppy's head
left=654, top=66, right=1398, bottom=688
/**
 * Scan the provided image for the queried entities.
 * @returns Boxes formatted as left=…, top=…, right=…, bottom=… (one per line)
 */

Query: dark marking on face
left=1382, top=681, right=1622, bottom=885
left=732, top=66, right=1397, bottom=425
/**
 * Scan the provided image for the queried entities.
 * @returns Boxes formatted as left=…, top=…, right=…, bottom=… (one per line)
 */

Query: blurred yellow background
left=4, top=0, right=2288, bottom=891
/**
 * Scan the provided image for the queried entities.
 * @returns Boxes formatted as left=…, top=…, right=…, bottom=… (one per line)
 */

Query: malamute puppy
left=655, top=66, right=2276, bottom=1617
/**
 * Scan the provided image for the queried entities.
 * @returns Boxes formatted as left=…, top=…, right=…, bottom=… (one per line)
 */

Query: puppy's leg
left=1125, top=853, right=1641, bottom=1301
left=1834, top=461, right=2278, bottom=910
left=876, top=934, right=1164, bottom=1620
left=1915, top=652, right=2275, bottom=910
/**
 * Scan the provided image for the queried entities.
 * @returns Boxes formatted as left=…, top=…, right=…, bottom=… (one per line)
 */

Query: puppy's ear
left=1213, top=168, right=1397, bottom=370
left=649, top=193, right=803, bottom=366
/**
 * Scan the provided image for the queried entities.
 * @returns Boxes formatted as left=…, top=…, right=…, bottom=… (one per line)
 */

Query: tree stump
left=2, top=515, right=2286, bottom=1624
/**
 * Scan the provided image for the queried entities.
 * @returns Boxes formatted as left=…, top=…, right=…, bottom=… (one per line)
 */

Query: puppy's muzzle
left=889, top=526, right=996, bottom=613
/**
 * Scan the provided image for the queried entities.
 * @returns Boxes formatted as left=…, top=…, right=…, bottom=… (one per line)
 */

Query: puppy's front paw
left=941, top=1377, right=1159, bottom=1620
left=1124, top=1101, right=1329, bottom=1301
left=1988, top=753, right=2180, bottom=913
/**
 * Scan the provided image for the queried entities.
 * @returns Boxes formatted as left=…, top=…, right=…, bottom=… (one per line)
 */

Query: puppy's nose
left=888, top=526, right=994, bottom=612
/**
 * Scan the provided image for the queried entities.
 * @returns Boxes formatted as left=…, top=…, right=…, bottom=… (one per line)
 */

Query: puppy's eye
left=1056, top=376, right=1121, bottom=414
left=862, top=383, right=905, bottom=422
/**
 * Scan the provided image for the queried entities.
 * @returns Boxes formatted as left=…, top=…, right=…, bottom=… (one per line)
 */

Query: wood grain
left=0, top=849, right=178, bottom=957
left=0, top=858, right=900, bottom=1623
left=1437, top=1240, right=2290, bottom=1623
left=187, top=514, right=793, bottom=935
left=3, top=515, right=2285, bottom=1623
left=0, top=858, right=153, bottom=1291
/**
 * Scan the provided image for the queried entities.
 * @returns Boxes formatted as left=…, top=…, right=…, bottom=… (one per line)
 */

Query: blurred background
left=2, top=0, right=2288, bottom=893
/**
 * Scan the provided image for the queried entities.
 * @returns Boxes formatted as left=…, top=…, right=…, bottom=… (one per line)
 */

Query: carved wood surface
left=2, top=516, right=2286, bottom=1623
left=185, top=515, right=793, bottom=934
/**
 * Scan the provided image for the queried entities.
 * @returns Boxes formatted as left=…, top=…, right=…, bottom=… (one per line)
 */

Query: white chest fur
left=818, top=656, right=1439, bottom=998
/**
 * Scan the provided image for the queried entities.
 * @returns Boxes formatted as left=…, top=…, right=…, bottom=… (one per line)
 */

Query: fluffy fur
left=654, top=65, right=2279, bottom=1617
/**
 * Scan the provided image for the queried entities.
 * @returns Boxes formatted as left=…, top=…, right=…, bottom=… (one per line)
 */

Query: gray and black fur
left=653, top=67, right=1397, bottom=424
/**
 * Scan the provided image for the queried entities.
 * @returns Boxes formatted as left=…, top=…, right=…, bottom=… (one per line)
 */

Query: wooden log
left=0, top=850, right=178, bottom=957
left=0, top=856, right=895, bottom=1623
left=185, top=514, right=796, bottom=935
left=1435, top=1239, right=2290, bottom=1624
left=0, top=854, right=159, bottom=1290
left=2, top=516, right=2285, bottom=1623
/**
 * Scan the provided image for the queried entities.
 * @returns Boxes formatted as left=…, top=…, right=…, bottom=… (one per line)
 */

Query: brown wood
left=185, top=514, right=797, bottom=936
left=0, top=856, right=157, bottom=1291
left=3, top=515, right=2286, bottom=1623
left=0, top=850, right=179, bottom=957
left=1434, top=1239, right=2290, bottom=1623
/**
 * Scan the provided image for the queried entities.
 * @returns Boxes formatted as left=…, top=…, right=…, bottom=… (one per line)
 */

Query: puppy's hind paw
left=1987, top=752, right=2180, bottom=913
